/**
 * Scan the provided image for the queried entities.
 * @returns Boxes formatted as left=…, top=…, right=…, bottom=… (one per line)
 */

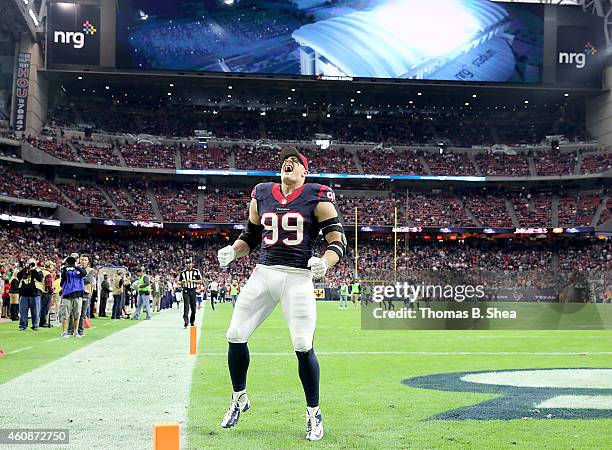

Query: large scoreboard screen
left=115, top=0, right=546, bottom=83
left=45, top=0, right=606, bottom=87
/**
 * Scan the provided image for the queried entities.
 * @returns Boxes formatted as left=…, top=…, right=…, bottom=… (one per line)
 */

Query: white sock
left=232, top=389, right=246, bottom=401
left=306, top=406, right=320, bottom=416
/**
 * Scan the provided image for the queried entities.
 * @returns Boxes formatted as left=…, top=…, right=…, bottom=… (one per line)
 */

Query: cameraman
left=60, top=253, right=86, bottom=338
left=68, top=255, right=94, bottom=336
left=17, top=258, right=44, bottom=331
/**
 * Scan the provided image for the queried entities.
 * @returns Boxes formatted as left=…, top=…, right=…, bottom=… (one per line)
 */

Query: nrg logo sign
left=53, top=20, right=97, bottom=49
left=558, top=42, right=597, bottom=69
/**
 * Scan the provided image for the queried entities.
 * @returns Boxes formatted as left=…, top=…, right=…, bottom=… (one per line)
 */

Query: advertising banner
left=47, top=3, right=100, bottom=66
left=13, top=52, right=30, bottom=132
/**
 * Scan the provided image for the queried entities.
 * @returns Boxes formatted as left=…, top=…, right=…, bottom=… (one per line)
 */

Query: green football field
left=187, top=303, right=612, bottom=449
left=0, top=304, right=610, bottom=449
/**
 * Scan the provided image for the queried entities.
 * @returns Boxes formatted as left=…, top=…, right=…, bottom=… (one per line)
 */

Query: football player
left=217, top=146, right=346, bottom=441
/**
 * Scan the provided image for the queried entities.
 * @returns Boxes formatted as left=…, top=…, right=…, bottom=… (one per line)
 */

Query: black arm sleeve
left=238, top=220, right=264, bottom=253
left=318, top=216, right=347, bottom=259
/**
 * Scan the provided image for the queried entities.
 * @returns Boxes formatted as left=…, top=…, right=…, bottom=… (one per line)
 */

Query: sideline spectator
left=99, top=274, right=111, bottom=317
left=132, top=267, right=152, bottom=321
left=111, top=271, right=125, bottom=319
left=151, top=275, right=162, bottom=313
left=1, top=277, right=9, bottom=318
left=69, top=255, right=94, bottom=336
left=17, top=258, right=44, bottom=331
left=9, top=271, right=20, bottom=321
left=39, top=261, right=55, bottom=327
left=60, top=253, right=86, bottom=338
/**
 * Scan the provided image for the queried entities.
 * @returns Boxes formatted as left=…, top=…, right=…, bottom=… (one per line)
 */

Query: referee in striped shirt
left=179, top=259, right=202, bottom=328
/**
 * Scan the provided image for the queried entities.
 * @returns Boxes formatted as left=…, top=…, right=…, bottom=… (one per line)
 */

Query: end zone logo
left=558, top=42, right=597, bottom=69
left=404, top=368, right=612, bottom=420
left=53, top=19, right=97, bottom=49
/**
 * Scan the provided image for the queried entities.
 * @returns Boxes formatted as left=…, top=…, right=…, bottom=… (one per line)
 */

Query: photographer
left=17, top=258, right=44, bottom=331
left=68, top=255, right=94, bottom=335
left=60, top=253, right=86, bottom=338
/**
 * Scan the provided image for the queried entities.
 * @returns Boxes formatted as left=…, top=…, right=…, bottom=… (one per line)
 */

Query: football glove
left=218, top=245, right=236, bottom=268
left=307, top=257, right=328, bottom=279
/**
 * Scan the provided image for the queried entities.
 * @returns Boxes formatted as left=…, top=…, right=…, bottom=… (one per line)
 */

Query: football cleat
left=306, top=408, right=323, bottom=441
left=220, top=392, right=250, bottom=428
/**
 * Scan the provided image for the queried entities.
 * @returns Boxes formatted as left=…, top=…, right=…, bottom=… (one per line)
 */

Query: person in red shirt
left=1, top=278, right=9, bottom=319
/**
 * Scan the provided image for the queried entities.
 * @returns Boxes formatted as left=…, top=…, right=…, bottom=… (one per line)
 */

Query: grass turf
left=0, top=316, right=138, bottom=384
left=187, top=302, right=612, bottom=449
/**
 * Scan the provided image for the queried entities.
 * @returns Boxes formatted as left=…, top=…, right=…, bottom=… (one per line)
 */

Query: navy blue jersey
left=252, top=182, right=336, bottom=269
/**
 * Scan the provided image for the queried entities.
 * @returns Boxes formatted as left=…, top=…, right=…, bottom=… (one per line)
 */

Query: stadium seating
left=510, top=191, right=552, bottom=226
left=357, top=149, right=423, bottom=175
left=423, top=152, right=476, bottom=176
left=0, top=165, right=65, bottom=204
left=581, top=152, right=612, bottom=174
left=152, top=182, right=198, bottom=223
left=475, top=152, right=530, bottom=177
left=75, top=142, right=122, bottom=166
left=1, top=223, right=609, bottom=290
left=535, top=151, right=576, bottom=176
left=120, top=143, right=176, bottom=169
left=181, top=146, right=230, bottom=170
left=27, top=136, right=79, bottom=162
left=55, top=182, right=117, bottom=218
left=462, top=192, right=512, bottom=227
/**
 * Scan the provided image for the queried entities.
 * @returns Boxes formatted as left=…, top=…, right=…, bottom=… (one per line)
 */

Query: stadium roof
left=291, top=0, right=510, bottom=79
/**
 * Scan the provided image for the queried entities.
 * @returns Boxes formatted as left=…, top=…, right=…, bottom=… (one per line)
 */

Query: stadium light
left=564, top=93, right=569, bottom=97
left=169, top=83, right=174, bottom=87
left=356, top=90, right=362, bottom=94
left=472, top=94, right=477, bottom=98
left=524, top=100, right=529, bottom=104
left=77, top=76, right=83, bottom=80
left=228, top=86, right=233, bottom=89
left=105, top=86, right=110, bottom=90
left=291, top=88, right=296, bottom=92
left=28, top=8, right=38, bottom=26
left=366, top=115, right=372, bottom=119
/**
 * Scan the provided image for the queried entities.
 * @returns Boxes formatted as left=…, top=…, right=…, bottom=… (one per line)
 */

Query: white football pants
left=226, top=264, right=317, bottom=352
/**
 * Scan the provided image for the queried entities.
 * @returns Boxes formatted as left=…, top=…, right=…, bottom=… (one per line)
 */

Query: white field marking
left=8, top=346, right=33, bottom=354
left=46, top=337, right=61, bottom=342
left=462, top=369, right=612, bottom=389
left=536, top=395, right=612, bottom=410
left=0, top=308, right=204, bottom=450
left=199, top=351, right=612, bottom=357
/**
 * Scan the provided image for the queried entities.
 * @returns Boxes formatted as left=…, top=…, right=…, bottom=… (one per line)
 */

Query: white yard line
left=0, top=309, right=203, bottom=449
left=200, top=351, right=612, bottom=357
left=9, top=346, right=33, bottom=354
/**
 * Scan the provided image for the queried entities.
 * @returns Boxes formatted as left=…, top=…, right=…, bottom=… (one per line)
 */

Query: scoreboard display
left=45, top=0, right=606, bottom=88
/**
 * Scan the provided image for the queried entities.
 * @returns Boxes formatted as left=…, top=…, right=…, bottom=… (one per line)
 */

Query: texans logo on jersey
left=252, top=182, right=335, bottom=269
